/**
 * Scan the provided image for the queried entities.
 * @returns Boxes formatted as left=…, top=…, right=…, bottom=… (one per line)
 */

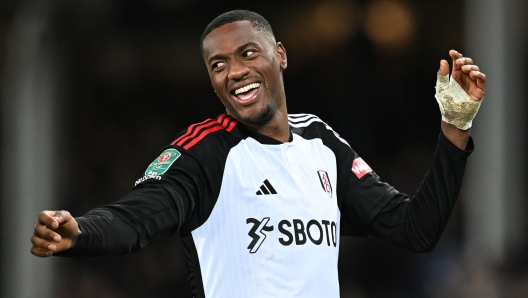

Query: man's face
left=202, top=21, right=287, bottom=126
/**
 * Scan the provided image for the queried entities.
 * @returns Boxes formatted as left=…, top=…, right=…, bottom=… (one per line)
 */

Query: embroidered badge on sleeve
left=145, top=149, right=181, bottom=176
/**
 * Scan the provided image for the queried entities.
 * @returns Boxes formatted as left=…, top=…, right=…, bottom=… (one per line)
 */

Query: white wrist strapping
left=435, top=74, right=482, bottom=130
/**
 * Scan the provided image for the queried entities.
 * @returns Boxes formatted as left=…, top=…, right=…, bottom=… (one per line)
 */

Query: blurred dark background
left=1, top=0, right=527, bottom=297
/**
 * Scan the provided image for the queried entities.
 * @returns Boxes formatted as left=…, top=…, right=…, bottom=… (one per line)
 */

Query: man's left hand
left=440, top=49, right=486, bottom=101
left=436, top=49, right=486, bottom=132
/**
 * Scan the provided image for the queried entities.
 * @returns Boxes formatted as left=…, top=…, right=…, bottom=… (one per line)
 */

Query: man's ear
left=276, top=42, right=287, bottom=70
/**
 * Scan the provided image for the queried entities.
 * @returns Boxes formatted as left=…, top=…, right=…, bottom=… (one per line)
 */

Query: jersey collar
left=238, top=125, right=293, bottom=145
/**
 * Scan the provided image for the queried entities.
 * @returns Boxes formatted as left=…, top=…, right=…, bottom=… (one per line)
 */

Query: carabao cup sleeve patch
left=145, top=149, right=181, bottom=175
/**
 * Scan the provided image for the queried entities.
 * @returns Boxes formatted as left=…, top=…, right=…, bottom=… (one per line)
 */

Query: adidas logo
left=256, top=179, right=277, bottom=195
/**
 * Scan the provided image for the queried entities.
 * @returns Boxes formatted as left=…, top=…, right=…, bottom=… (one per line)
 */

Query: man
left=31, top=10, right=486, bottom=297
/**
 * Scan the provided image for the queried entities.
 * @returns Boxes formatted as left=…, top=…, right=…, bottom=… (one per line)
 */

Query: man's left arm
left=367, top=50, right=486, bottom=251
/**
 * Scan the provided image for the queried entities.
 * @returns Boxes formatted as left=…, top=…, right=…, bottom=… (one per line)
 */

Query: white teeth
left=234, top=83, right=260, bottom=95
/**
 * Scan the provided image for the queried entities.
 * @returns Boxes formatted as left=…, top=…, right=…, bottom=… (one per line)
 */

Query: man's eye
left=212, top=61, right=225, bottom=70
left=243, top=50, right=255, bottom=57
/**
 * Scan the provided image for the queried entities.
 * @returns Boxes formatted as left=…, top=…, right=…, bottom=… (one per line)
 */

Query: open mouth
left=233, top=82, right=261, bottom=102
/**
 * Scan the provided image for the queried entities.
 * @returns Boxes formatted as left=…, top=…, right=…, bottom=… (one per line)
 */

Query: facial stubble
left=240, top=104, right=274, bottom=125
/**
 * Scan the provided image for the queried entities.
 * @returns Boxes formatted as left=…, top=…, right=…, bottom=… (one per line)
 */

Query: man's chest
left=190, top=135, right=341, bottom=296
left=192, top=135, right=341, bottom=253
left=218, top=135, right=338, bottom=218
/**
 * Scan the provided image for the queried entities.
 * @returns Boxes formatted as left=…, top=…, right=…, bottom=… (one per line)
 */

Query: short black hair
left=200, top=10, right=275, bottom=54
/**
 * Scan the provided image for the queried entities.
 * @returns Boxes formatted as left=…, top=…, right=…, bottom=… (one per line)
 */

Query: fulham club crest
left=317, top=170, right=332, bottom=198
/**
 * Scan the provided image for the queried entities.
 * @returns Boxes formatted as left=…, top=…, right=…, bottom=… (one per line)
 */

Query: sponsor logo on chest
left=246, top=217, right=338, bottom=253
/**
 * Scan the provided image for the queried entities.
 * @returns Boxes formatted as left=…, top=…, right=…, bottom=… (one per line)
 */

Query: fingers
left=32, top=210, right=71, bottom=258
left=450, top=49, right=479, bottom=74
left=450, top=49, right=486, bottom=83
left=38, top=210, right=59, bottom=229
left=31, top=229, right=59, bottom=258
left=438, top=59, right=450, bottom=77
left=449, top=49, right=463, bottom=71
left=31, top=234, right=56, bottom=255
left=444, top=49, right=476, bottom=76
left=472, top=71, right=487, bottom=99
left=33, top=220, right=62, bottom=243
left=452, top=51, right=475, bottom=75
left=38, top=210, right=71, bottom=229
left=471, top=70, right=486, bottom=83
left=32, top=216, right=63, bottom=256
left=462, top=64, right=480, bottom=73
left=451, top=50, right=482, bottom=76
left=31, top=246, right=53, bottom=257
left=456, top=57, right=474, bottom=67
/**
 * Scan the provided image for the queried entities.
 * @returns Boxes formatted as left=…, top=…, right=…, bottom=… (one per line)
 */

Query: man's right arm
left=31, top=146, right=203, bottom=258
left=31, top=184, right=185, bottom=257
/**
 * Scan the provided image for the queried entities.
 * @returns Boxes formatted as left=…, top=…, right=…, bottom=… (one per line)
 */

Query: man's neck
left=242, top=109, right=290, bottom=143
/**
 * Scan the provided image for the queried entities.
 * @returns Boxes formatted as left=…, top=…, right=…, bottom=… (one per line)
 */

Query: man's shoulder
left=171, top=114, right=239, bottom=151
left=288, top=113, right=350, bottom=147
left=136, top=114, right=239, bottom=186
left=288, top=113, right=325, bottom=128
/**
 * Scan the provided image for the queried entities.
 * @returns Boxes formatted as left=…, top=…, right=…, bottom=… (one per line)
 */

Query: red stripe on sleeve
left=171, top=118, right=213, bottom=145
left=216, top=114, right=226, bottom=124
left=217, top=114, right=237, bottom=131
left=174, top=119, right=216, bottom=147
left=218, top=114, right=229, bottom=126
left=171, top=114, right=237, bottom=149
left=183, top=126, right=225, bottom=150
left=225, top=120, right=237, bottom=132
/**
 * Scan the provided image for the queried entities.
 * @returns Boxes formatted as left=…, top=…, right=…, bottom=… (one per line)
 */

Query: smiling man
left=202, top=17, right=289, bottom=142
left=31, top=10, right=486, bottom=297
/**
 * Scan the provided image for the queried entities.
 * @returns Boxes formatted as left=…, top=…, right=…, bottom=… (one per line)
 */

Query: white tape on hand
left=435, top=74, right=482, bottom=130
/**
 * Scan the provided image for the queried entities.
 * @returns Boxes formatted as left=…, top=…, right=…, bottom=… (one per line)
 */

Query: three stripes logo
left=171, top=114, right=237, bottom=150
left=256, top=179, right=277, bottom=195
left=246, top=217, right=274, bottom=254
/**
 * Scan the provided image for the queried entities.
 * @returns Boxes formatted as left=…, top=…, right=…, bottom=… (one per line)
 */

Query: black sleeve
left=367, top=132, right=472, bottom=252
left=56, top=148, right=204, bottom=257
left=294, top=118, right=471, bottom=252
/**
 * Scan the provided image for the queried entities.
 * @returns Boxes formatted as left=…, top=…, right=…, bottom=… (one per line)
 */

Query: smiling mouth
left=233, top=82, right=261, bottom=102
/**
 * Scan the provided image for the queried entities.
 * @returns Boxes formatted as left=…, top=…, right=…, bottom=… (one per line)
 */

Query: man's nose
left=227, top=60, right=249, bottom=81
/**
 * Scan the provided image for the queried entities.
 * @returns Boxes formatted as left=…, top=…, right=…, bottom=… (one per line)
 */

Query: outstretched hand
left=436, top=49, right=487, bottom=149
left=31, top=210, right=81, bottom=257
left=439, top=49, right=486, bottom=101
